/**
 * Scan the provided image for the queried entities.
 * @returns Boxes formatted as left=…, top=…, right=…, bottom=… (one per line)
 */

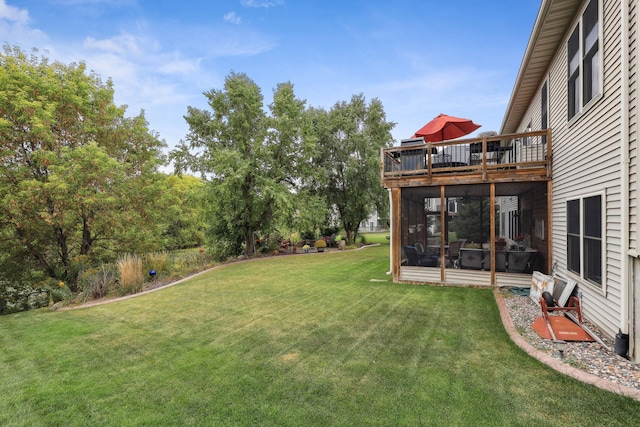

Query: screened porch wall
left=399, top=182, right=549, bottom=283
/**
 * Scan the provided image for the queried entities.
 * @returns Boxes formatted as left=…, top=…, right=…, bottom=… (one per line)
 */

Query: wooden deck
left=381, top=129, right=551, bottom=188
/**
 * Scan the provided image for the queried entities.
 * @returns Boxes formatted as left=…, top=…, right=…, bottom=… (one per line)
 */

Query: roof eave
left=500, top=0, right=583, bottom=135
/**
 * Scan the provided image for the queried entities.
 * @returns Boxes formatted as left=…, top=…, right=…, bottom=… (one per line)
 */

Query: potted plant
left=315, top=238, right=327, bottom=252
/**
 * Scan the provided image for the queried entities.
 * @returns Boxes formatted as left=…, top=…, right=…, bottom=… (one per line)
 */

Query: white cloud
left=0, top=0, right=28, bottom=24
left=83, top=32, right=142, bottom=55
left=0, top=0, right=49, bottom=47
left=224, top=11, right=241, bottom=25
left=241, top=0, right=284, bottom=8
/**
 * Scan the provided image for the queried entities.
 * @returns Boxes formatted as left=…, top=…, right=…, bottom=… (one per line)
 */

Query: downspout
left=620, top=0, right=630, bottom=335
left=387, top=188, right=392, bottom=275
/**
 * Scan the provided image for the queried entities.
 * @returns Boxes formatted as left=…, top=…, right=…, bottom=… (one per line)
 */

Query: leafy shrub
left=208, top=238, right=242, bottom=261
left=49, top=281, right=72, bottom=304
left=320, top=226, right=339, bottom=237
left=117, top=253, right=144, bottom=295
left=315, top=239, right=327, bottom=248
left=300, top=230, right=316, bottom=240
left=0, top=282, right=48, bottom=314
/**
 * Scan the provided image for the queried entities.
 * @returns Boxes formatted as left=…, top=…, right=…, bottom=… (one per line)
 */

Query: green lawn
left=1, top=246, right=639, bottom=426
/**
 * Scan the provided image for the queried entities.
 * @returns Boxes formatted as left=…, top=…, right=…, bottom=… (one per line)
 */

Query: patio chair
left=495, top=250, right=507, bottom=272
left=446, top=240, right=465, bottom=268
left=458, top=248, right=483, bottom=270
left=404, top=246, right=438, bottom=267
left=507, top=251, right=531, bottom=273
left=327, top=234, right=337, bottom=248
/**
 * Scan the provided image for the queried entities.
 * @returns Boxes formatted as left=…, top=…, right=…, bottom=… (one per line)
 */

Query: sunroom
left=382, top=129, right=552, bottom=287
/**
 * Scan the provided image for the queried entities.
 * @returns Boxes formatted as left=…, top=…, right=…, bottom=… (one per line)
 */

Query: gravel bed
left=500, top=288, right=640, bottom=390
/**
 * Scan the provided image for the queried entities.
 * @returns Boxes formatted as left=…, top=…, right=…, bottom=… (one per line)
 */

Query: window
left=541, top=81, right=548, bottom=145
left=582, top=0, right=599, bottom=104
left=567, top=194, right=603, bottom=287
left=568, top=28, right=580, bottom=118
left=567, top=0, right=600, bottom=119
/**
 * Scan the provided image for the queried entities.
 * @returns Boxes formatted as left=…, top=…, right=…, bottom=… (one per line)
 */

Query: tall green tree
left=0, top=46, right=167, bottom=287
left=314, top=94, right=395, bottom=244
left=161, top=174, right=207, bottom=249
left=171, top=72, right=313, bottom=258
left=450, top=197, right=491, bottom=244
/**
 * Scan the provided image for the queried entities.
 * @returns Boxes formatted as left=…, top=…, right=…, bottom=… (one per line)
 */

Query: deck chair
left=415, top=242, right=439, bottom=266
left=495, top=250, right=507, bottom=272
left=507, top=251, right=531, bottom=273
left=404, top=246, right=438, bottom=267
left=446, top=240, right=464, bottom=268
left=458, top=248, right=483, bottom=269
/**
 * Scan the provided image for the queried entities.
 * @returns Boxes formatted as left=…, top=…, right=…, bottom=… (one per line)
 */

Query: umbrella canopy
left=413, top=113, right=481, bottom=142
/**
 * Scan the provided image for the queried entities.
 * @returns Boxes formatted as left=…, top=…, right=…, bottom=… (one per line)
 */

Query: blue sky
left=1, top=0, right=541, bottom=157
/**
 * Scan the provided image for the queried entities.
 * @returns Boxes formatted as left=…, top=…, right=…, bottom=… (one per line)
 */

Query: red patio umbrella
left=413, top=113, right=481, bottom=142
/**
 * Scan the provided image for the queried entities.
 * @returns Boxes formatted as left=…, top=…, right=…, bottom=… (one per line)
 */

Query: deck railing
left=381, top=129, right=551, bottom=183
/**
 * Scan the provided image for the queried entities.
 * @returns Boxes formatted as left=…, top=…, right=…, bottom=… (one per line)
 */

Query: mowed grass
left=1, top=245, right=639, bottom=426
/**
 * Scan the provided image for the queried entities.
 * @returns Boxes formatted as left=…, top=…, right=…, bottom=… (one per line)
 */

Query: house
left=381, top=0, right=639, bottom=360
left=358, top=210, right=388, bottom=233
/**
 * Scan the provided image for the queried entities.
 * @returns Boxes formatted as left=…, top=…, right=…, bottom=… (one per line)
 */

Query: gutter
left=620, top=0, right=630, bottom=335
left=500, top=0, right=552, bottom=134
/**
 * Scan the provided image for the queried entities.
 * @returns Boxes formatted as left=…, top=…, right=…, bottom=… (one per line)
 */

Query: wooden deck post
left=440, top=185, right=446, bottom=282
left=490, top=183, right=496, bottom=285
left=391, top=188, right=402, bottom=280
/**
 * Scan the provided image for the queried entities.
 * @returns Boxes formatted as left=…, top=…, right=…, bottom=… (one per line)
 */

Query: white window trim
left=565, top=190, right=606, bottom=295
left=567, top=0, right=603, bottom=126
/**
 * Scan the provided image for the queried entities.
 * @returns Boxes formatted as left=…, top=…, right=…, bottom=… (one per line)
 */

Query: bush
left=49, top=281, right=72, bottom=304
left=78, top=264, right=118, bottom=301
left=315, top=239, right=327, bottom=248
left=320, top=226, right=339, bottom=237
left=300, top=230, right=316, bottom=240
left=0, top=282, right=48, bottom=314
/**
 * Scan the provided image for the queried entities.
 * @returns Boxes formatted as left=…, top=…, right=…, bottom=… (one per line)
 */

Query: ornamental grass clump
left=117, top=253, right=144, bottom=295
left=145, top=251, right=169, bottom=276
left=78, top=263, right=118, bottom=301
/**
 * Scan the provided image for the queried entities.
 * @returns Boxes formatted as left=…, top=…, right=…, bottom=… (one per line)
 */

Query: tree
left=313, top=94, right=395, bottom=244
left=171, top=72, right=313, bottom=258
left=450, top=197, right=491, bottom=244
left=161, top=174, right=207, bottom=249
left=0, top=46, right=167, bottom=288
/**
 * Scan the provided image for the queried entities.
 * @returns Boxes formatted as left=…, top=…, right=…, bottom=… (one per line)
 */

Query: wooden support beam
left=440, top=185, right=446, bottom=282
left=490, top=183, right=496, bottom=285
left=391, top=188, right=401, bottom=280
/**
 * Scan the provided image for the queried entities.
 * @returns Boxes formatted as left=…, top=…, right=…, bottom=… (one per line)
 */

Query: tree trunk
left=245, top=230, right=255, bottom=256
left=80, top=215, right=93, bottom=255
left=345, top=230, right=354, bottom=245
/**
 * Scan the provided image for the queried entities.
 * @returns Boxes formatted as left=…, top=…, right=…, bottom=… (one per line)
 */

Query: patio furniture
left=404, top=246, right=438, bottom=267
left=446, top=240, right=465, bottom=268
left=480, top=248, right=508, bottom=272
left=327, top=234, right=337, bottom=248
left=458, top=248, right=483, bottom=270
left=507, top=251, right=532, bottom=273
left=495, top=250, right=507, bottom=272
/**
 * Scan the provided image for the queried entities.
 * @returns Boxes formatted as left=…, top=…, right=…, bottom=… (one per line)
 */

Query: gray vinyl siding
left=514, top=0, right=625, bottom=338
